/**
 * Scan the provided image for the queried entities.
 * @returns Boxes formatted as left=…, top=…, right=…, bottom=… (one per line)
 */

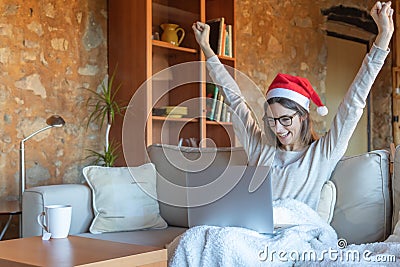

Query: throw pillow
left=83, top=163, right=167, bottom=234
left=317, top=180, right=336, bottom=224
left=330, top=150, right=391, bottom=244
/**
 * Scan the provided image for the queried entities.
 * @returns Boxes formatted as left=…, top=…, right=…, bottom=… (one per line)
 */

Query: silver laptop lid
left=186, top=166, right=273, bottom=234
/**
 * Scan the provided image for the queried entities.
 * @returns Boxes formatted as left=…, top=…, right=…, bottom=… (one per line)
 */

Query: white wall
left=326, top=36, right=368, bottom=156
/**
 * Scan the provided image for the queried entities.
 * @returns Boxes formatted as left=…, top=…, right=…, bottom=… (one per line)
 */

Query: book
left=220, top=99, right=227, bottom=122
left=226, top=25, right=233, bottom=57
left=224, top=28, right=230, bottom=57
left=226, top=111, right=231, bottom=122
left=209, top=85, right=219, bottom=120
left=220, top=23, right=226, bottom=56
left=152, top=107, right=166, bottom=116
left=162, top=106, right=188, bottom=115
left=206, top=83, right=216, bottom=119
left=214, top=93, right=224, bottom=122
left=206, top=17, right=225, bottom=56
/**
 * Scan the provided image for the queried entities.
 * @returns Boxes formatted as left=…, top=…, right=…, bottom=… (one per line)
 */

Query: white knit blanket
left=168, top=199, right=400, bottom=266
left=168, top=199, right=338, bottom=267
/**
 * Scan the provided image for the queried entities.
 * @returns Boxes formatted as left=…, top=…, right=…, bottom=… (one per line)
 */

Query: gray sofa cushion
left=77, top=226, right=186, bottom=248
left=23, top=184, right=93, bottom=237
left=330, top=150, right=391, bottom=244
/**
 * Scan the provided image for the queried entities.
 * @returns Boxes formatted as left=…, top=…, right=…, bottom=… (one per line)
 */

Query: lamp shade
left=46, top=115, right=65, bottom=127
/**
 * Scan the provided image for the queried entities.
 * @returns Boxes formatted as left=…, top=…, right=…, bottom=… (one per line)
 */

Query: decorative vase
left=160, top=23, right=185, bottom=46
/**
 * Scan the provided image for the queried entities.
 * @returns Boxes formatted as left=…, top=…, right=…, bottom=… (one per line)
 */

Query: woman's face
left=264, top=103, right=305, bottom=151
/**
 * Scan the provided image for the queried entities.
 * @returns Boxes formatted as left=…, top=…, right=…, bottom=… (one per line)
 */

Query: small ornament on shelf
left=160, top=23, right=185, bottom=47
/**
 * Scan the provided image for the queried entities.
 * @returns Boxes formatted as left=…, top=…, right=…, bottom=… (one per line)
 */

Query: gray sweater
left=206, top=44, right=389, bottom=210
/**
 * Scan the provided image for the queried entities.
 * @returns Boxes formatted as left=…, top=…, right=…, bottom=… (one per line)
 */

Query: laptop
left=186, top=165, right=274, bottom=234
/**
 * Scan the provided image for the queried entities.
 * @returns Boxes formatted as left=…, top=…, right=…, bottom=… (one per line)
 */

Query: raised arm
left=321, top=1, right=394, bottom=161
left=192, top=22, right=274, bottom=164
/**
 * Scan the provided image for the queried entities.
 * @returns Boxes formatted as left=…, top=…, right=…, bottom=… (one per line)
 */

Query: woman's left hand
left=192, top=21, right=215, bottom=59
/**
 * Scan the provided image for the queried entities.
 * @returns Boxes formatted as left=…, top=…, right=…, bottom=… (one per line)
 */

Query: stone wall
left=0, top=0, right=107, bottom=238
left=236, top=0, right=393, bottom=149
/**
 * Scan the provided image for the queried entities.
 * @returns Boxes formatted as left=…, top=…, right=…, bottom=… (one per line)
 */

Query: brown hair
left=265, top=97, right=319, bottom=148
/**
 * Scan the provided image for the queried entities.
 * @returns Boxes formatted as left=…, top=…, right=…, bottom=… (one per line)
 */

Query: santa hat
left=266, top=73, right=328, bottom=116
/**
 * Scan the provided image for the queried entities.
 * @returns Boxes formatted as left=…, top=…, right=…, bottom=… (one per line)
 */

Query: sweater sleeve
left=206, top=56, right=274, bottom=164
left=320, top=44, right=389, bottom=162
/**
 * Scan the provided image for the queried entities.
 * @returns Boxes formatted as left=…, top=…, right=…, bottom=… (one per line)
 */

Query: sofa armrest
left=22, top=184, right=94, bottom=237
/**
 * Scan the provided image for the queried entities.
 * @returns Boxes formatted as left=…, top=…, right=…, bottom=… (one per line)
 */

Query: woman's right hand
left=370, top=1, right=394, bottom=50
left=192, top=21, right=216, bottom=59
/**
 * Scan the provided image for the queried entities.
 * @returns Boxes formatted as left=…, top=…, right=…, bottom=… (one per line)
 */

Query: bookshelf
left=108, top=0, right=236, bottom=166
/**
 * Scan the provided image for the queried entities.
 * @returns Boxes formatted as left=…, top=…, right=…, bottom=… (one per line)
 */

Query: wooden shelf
left=206, top=120, right=233, bottom=126
left=153, top=115, right=199, bottom=123
left=152, top=40, right=198, bottom=53
left=218, top=55, right=235, bottom=62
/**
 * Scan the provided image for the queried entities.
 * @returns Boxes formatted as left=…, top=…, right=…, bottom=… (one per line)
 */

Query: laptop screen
left=186, top=166, right=273, bottom=234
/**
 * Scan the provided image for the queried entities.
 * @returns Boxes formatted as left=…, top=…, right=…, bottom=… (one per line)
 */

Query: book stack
left=164, top=106, right=188, bottom=118
left=206, top=18, right=233, bottom=57
left=153, top=106, right=188, bottom=118
left=206, top=83, right=231, bottom=122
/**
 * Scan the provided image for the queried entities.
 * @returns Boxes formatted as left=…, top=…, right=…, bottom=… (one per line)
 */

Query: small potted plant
left=86, top=68, right=125, bottom=167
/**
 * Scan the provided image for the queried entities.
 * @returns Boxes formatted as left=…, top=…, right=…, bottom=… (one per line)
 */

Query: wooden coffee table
left=0, top=235, right=167, bottom=266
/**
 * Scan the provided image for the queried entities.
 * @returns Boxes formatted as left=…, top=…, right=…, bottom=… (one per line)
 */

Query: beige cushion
left=83, top=164, right=167, bottom=234
left=317, top=181, right=336, bottom=224
left=330, top=150, right=391, bottom=244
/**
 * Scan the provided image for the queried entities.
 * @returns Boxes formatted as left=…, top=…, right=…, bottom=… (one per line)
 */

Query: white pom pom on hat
left=266, top=73, right=328, bottom=116
left=317, top=106, right=328, bottom=116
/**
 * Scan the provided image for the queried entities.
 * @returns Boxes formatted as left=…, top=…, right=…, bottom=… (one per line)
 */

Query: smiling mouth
left=277, top=132, right=289, bottom=138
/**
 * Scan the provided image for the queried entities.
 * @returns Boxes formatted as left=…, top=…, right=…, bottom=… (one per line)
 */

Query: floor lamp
left=19, top=115, right=65, bottom=199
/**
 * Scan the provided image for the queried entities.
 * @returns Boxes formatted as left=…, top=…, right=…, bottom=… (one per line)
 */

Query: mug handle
left=176, top=27, right=185, bottom=46
left=37, top=211, right=48, bottom=233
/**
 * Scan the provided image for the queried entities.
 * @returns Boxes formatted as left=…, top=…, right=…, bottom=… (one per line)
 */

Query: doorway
left=325, top=36, right=368, bottom=156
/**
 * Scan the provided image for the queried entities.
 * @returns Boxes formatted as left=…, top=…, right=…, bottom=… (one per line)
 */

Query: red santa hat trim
left=266, top=73, right=328, bottom=116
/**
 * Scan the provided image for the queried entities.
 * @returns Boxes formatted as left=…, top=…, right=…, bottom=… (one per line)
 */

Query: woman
left=192, top=1, right=394, bottom=210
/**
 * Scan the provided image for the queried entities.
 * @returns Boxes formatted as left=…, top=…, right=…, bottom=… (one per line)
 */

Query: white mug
left=37, top=205, right=72, bottom=239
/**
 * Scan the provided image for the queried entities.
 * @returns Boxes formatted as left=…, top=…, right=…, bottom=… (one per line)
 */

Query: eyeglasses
left=263, top=112, right=299, bottom=127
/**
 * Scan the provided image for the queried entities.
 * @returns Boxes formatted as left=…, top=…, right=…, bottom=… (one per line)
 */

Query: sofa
left=22, top=144, right=394, bottom=249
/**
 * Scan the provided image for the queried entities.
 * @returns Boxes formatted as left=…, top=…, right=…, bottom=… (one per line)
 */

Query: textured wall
left=371, top=59, right=393, bottom=148
left=0, top=0, right=107, bottom=238
left=236, top=0, right=393, bottom=148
